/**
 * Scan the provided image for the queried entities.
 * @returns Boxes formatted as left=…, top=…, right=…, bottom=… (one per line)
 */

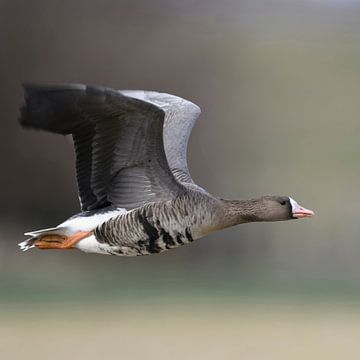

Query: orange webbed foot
left=35, top=231, right=93, bottom=250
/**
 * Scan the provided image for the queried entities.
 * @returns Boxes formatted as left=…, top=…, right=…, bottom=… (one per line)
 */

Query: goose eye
left=280, top=200, right=286, bottom=206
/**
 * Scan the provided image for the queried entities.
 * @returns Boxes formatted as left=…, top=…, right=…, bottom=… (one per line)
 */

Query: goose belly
left=79, top=226, right=198, bottom=256
left=75, top=234, right=137, bottom=255
left=92, top=208, right=203, bottom=256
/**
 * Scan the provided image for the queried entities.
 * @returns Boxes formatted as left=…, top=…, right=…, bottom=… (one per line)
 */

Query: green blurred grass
left=2, top=301, right=360, bottom=360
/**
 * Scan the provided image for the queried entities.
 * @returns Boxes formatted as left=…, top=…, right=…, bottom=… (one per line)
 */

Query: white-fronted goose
left=19, top=84, right=314, bottom=256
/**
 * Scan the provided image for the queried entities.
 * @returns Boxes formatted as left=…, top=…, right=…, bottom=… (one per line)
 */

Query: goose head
left=257, top=196, right=314, bottom=221
left=221, top=196, right=314, bottom=227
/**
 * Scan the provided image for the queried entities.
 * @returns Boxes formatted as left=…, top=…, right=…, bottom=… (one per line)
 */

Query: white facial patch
left=289, top=197, right=299, bottom=213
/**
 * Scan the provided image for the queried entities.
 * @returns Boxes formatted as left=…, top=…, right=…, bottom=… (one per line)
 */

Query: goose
left=18, top=84, right=314, bottom=256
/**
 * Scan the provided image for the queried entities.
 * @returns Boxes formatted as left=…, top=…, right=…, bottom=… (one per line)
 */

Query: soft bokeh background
left=1, top=0, right=360, bottom=359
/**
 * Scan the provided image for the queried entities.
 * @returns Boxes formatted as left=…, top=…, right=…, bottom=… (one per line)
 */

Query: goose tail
left=19, top=227, right=60, bottom=252
left=19, top=238, right=37, bottom=251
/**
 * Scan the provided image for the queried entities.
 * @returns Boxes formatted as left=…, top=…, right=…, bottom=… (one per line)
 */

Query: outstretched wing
left=20, top=84, right=184, bottom=211
left=120, top=90, right=201, bottom=185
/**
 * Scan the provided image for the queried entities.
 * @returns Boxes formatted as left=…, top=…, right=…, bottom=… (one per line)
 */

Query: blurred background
left=1, top=0, right=360, bottom=359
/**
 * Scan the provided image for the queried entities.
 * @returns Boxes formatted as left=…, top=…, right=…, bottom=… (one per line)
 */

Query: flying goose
left=19, top=84, right=314, bottom=256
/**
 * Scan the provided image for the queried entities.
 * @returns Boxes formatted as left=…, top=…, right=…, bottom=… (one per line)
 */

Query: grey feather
left=119, top=90, right=201, bottom=184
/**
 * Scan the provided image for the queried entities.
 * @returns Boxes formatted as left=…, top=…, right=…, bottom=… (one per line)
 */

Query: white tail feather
left=24, top=227, right=59, bottom=237
left=19, top=238, right=36, bottom=251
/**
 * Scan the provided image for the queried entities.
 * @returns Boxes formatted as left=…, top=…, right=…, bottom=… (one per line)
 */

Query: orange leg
left=35, top=231, right=93, bottom=250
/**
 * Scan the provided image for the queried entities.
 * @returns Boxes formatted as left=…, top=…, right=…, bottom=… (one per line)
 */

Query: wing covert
left=120, top=90, right=201, bottom=184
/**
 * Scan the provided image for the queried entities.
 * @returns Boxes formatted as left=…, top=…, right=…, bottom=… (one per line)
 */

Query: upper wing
left=20, top=84, right=184, bottom=211
left=120, top=90, right=201, bottom=184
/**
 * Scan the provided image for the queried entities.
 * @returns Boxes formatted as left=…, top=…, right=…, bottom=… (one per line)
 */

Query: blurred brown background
left=1, top=0, right=360, bottom=359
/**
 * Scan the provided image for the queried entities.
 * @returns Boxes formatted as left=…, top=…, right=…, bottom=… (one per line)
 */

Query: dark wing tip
left=18, top=82, right=166, bottom=134
left=19, top=83, right=91, bottom=134
left=21, top=83, right=89, bottom=104
left=22, top=82, right=86, bottom=92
